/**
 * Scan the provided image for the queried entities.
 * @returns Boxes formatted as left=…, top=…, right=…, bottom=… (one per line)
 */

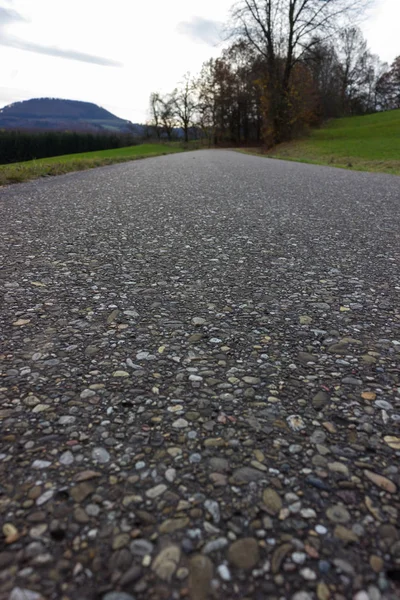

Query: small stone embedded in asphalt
left=31, top=460, right=51, bottom=469
left=202, top=537, right=229, bottom=554
left=112, top=370, right=130, bottom=378
left=189, top=452, right=202, bottom=463
left=159, top=517, right=190, bottom=534
left=91, top=447, right=110, bottom=463
left=287, top=414, right=306, bottom=432
left=301, top=567, right=317, bottom=581
left=130, top=539, right=154, bottom=557
left=70, top=482, right=95, bottom=503
left=312, top=391, right=330, bottom=410
left=292, top=552, right=307, bottom=565
left=9, top=590, right=44, bottom=600
left=262, top=487, right=283, bottom=515
left=316, top=525, right=328, bottom=535
left=1, top=150, right=399, bottom=599
left=80, top=388, right=96, bottom=399
left=231, top=466, right=265, bottom=483
left=204, top=499, right=220, bottom=523
left=326, top=504, right=351, bottom=524
left=364, top=470, right=397, bottom=493
left=85, top=503, right=100, bottom=517
left=217, top=564, right=231, bottom=581
left=192, top=317, right=206, bottom=326
left=145, top=484, right=167, bottom=499
left=112, top=533, right=130, bottom=550
left=172, top=418, right=189, bottom=429
left=189, top=555, right=214, bottom=600
left=102, top=593, right=136, bottom=600
left=152, top=545, right=181, bottom=582
left=342, top=376, right=362, bottom=386
left=165, top=468, right=176, bottom=482
left=35, top=490, right=53, bottom=506
left=58, top=415, right=76, bottom=425
left=59, top=450, right=74, bottom=465
left=228, top=538, right=260, bottom=570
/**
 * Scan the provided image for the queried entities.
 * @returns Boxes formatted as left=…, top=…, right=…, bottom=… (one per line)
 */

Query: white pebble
left=59, top=451, right=74, bottom=465
left=292, top=593, right=313, bottom=600
left=204, top=499, right=220, bottom=523
left=354, top=593, right=370, bottom=600
left=80, top=389, right=96, bottom=399
left=146, top=484, right=167, bottom=499
left=217, top=564, right=231, bottom=581
left=88, top=529, right=98, bottom=539
left=189, top=374, right=203, bottom=382
left=58, top=416, right=76, bottom=425
left=300, top=567, right=316, bottom=581
left=172, top=418, right=188, bottom=429
left=142, top=554, right=152, bottom=567
left=9, top=589, right=43, bottom=600
left=36, top=490, right=53, bottom=506
left=165, top=468, right=176, bottom=482
left=292, top=552, right=307, bottom=565
left=32, top=460, right=51, bottom=469
left=301, top=508, right=317, bottom=519
left=192, top=317, right=206, bottom=325
left=315, top=524, right=328, bottom=535
left=91, top=447, right=110, bottom=463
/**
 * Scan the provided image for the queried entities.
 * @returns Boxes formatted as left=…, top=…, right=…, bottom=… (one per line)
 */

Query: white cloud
left=0, top=5, right=121, bottom=65
left=360, top=0, right=400, bottom=64
left=177, top=16, right=223, bottom=46
left=0, top=6, right=25, bottom=25
left=1, top=35, right=122, bottom=66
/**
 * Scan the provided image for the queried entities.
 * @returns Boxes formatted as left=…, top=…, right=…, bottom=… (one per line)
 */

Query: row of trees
left=149, top=0, right=399, bottom=147
left=376, top=57, right=400, bottom=111
left=0, top=131, right=137, bottom=165
left=149, top=76, right=197, bottom=144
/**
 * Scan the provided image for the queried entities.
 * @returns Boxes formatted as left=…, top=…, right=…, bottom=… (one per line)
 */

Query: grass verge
left=0, top=143, right=186, bottom=186
left=239, top=109, right=400, bottom=176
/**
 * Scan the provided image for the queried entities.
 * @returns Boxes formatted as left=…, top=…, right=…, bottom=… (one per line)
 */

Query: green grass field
left=0, top=143, right=185, bottom=186
left=251, top=109, right=400, bottom=175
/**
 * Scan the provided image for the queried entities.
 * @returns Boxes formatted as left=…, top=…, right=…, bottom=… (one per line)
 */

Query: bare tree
left=231, top=0, right=369, bottom=144
left=376, top=57, right=400, bottom=110
left=173, top=74, right=197, bottom=143
left=196, top=60, right=218, bottom=146
left=364, top=55, right=387, bottom=113
left=159, top=94, right=176, bottom=141
left=303, top=39, right=342, bottom=118
left=336, top=27, right=372, bottom=114
left=149, top=92, right=162, bottom=140
left=392, top=57, right=400, bottom=107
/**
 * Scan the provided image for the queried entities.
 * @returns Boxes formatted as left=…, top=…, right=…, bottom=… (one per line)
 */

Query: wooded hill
left=0, top=98, right=141, bottom=134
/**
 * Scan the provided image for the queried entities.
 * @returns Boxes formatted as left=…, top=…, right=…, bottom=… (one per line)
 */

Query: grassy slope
left=0, top=144, right=185, bottom=186
left=251, top=109, right=400, bottom=175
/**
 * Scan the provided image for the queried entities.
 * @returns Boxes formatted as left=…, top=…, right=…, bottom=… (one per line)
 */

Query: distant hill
left=0, top=98, right=144, bottom=135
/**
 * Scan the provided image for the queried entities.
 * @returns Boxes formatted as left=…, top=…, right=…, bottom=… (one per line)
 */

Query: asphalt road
left=1, top=150, right=400, bottom=600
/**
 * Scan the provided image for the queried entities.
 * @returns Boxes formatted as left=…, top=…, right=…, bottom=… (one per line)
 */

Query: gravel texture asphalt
left=1, top=149, right=400, bottom=600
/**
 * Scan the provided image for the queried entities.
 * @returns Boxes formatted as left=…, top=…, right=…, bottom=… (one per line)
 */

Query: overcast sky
left=0, top=0, right=399, bottom=123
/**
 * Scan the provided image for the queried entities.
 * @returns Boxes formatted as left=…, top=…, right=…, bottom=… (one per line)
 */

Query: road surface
left=1, top=150, right=400, bottom=600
